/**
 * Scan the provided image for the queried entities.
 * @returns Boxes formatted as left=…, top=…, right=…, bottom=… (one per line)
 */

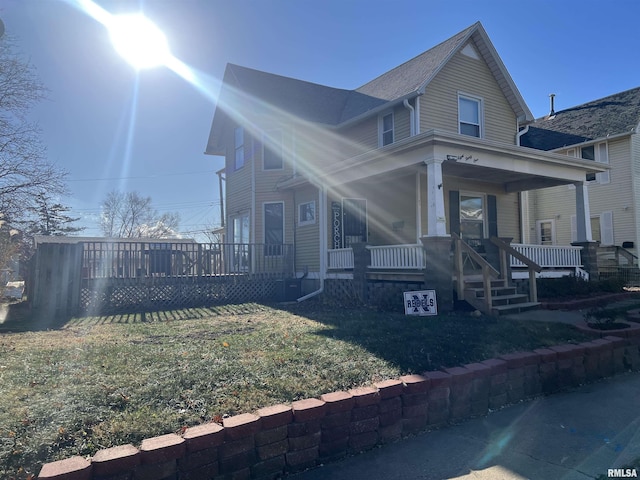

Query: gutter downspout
left=403, top=99, right=416, bottom=136
left=516, top=123, right=529, bottom=146
left=297, top=185, right=326, bottom=301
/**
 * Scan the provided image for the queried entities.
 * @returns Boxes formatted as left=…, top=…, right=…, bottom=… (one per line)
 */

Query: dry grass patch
left=0, top=301, right=592, bottom=478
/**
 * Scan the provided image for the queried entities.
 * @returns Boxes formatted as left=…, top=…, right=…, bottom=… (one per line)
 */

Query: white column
left=425, top=159, right=448, bottom=237
left=574, top=181, right=593, bottom=242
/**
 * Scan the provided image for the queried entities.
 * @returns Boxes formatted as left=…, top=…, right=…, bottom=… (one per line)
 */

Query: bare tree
left=100, top=190, right=180, bottom=238
left=0, top=36, right=67, bottom=225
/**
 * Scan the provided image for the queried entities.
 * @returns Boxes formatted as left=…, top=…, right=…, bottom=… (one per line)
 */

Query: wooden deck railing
left=491, top=237, right=542, bottom=304
left=452, top=233, right=501, bottom=311
left=81, top=241, right=294, bottom=281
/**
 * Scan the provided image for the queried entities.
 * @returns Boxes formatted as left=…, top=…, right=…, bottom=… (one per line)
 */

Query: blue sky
left=3, top=0, right=640, bottom=240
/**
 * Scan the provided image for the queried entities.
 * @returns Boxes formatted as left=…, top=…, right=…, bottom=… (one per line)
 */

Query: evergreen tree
left=24, top=192, right=84, bottom=237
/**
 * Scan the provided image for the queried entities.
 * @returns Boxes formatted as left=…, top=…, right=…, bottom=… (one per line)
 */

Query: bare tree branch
left=100, top=190, right=180, bottom=239
left=0, top=36, right=67, bottom=225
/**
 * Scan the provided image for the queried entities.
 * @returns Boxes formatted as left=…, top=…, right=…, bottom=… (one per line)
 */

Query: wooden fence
left=29, top=241, right=295, bottom=316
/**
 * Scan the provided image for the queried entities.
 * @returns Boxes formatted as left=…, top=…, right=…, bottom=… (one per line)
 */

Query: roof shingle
left=522, top=87, right=640, bottom=150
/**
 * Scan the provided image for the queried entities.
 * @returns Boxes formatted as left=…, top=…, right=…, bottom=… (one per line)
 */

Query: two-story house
left=521, top=88, right=640, bottom=276
left=205, top=22, right=604, bottom=313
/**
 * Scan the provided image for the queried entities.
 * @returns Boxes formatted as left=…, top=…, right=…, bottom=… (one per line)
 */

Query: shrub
left=537, top=275, right=626, bottom=299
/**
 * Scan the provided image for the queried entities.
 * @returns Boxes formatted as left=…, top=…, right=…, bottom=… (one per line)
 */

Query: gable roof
left=521, top=87, right=640, bottom=151
left=206, top=22, right=533, bottom=154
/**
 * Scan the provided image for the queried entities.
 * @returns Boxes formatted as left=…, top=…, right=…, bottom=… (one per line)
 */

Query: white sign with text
left=404, top=290, right=437, bottom=316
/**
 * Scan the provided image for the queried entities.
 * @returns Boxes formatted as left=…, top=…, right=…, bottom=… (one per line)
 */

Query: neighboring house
left=205, top=22, right=604, bottom=313
left=521, top=88, right=640, bottom=265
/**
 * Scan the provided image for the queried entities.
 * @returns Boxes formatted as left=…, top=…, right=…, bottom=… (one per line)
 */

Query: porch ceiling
left=442, top=161, right=571, bottom=192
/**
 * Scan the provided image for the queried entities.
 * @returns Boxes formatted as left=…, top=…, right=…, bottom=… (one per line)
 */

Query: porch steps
left=462, top=280, right=540, bottom=316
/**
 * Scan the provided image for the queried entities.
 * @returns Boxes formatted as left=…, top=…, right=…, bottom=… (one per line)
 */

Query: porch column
left=574, top=181, right=593, bottom=242
left=425, top=158, right=448, bottom=237
left=572, top=181, right=599, bottom=280
left=421, top=159, right=453, bottom=312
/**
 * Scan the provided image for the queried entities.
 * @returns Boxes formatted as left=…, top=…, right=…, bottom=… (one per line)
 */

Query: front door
left=343, top=198, right=367, bottom=247
left=449, top=191, right=497, bottom=244
left=459, top=193, right=485, bottom=246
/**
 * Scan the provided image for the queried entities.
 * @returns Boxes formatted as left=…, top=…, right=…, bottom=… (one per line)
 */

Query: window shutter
left=596, top=143, right=610, bottom=184
left=487, top=195, right=498, bottom=238
left=600, top=211, right=614, bottom=245
left=570, top=215, right=577, bottom=243
left=449, top=190, right=460, bottom=235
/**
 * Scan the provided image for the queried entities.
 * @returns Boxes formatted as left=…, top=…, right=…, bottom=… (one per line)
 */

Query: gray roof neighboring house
left=521, top=86, right=640, bottom=151
left=206, top=22, right=532, bottom=155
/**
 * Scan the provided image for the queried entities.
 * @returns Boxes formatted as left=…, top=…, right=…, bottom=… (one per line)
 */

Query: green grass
left=0, top=301, right=593, bottom=478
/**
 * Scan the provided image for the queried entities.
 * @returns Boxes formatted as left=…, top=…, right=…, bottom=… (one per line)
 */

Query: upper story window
left=379, top=112, right=394, bottom=147
left=583, top=142, right=609, bottom=184
left=458, top=94, right=482, bottom=138
left=263, top=130, right=284, bottom=170
left=234, top=127, right=244, bottom=170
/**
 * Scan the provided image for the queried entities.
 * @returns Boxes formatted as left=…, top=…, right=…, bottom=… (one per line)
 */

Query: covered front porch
left=314, top=129, right=606, bottom=314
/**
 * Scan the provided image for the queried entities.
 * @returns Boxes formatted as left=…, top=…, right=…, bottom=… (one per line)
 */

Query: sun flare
left=108, top=14, right=170, bottom=70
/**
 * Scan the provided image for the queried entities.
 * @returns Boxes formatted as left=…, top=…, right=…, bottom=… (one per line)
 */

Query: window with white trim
left=234, top=127, right=244, bottom=170
left=379, top=112, right=394, bottom=146
left=536, top=219, right=555, bottom=245
left=298, top=201, right=316, bottom=226
left=458, top=95, right=482, bottom=138
left=583, top=142, right=609, bottom=184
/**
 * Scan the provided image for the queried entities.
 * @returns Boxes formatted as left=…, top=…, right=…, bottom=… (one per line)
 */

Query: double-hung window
left=234, top=127, right=244, bottom=170
left=298, top=201, right=316, bottom=226
left=458, top=95, right=482, bottom=138
left=379, top=112, right=394, bottom=146
left=583, top=142, right=609, bottom=184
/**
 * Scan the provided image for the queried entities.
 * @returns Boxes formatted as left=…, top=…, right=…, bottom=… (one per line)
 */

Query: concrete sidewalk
left=290, top=372, right=640, bottom=480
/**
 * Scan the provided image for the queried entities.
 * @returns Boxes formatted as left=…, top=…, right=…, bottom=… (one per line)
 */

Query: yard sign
left=404, top=290, right=437, bottom=316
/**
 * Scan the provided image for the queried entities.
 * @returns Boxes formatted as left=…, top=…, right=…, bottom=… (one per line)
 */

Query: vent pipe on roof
left=549, top=93, right=556, bottom=116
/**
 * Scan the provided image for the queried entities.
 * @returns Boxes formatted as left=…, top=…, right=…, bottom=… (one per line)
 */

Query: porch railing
left=328, top=244, right=426, bottom=271
left=327, top=248, right=354, bottom=269
left=81, top=241, right=294, bottom=280
left=367, top=244, right=426, bottom=270
left=510, top=244, right=583, bottom=269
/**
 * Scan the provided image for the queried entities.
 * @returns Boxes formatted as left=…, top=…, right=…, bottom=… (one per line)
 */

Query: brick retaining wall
left=37, top=329, right=640, bottom=480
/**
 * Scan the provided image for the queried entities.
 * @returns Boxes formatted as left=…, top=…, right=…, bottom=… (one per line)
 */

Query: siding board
left=419, top=44, right=516, bottom=144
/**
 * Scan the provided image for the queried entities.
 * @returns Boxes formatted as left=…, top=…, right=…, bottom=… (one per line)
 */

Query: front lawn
left=0, top=301, right=592, bottom=478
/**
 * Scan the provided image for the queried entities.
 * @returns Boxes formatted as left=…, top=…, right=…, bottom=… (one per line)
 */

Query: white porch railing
left=327, top=248, right=354, bottom=269
left=328, top=243, right=582, bottom=272
left=328, top=244, right=426, bottom=270
left=367, top=244, right=426, bottom=270
left=510, top=244, right=583, bottom=268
